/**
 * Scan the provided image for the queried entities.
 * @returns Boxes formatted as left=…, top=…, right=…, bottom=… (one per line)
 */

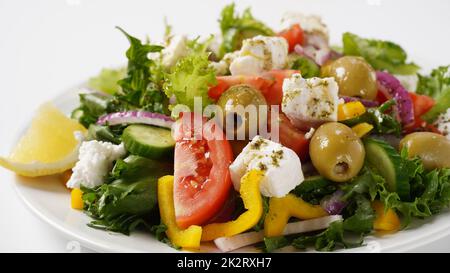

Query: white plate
left=7, top=0, right=450, bottom=252
left=11, top=87, right=450, bottom=253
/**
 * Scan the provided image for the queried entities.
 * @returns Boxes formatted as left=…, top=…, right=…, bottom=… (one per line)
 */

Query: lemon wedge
left=0, top=103, right=87, bottom=177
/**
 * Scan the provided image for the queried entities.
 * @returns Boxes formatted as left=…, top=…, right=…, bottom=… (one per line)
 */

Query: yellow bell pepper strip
left=71, top=188, right=84, bottom=210
left=372, top=200, right=400, bottom=232
left=351, top=122, right=374, bottom=138
left=157, top=175, right=202, bottom=249
left=338, top=101, right=366, bottom=121
left=201, top=170, right=264, bottom=242
left=264, top=194, right=328, bottom=237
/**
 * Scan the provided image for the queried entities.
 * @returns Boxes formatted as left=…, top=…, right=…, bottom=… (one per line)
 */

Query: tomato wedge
left=208, top=70, right=299, bottom=106
left=261, top=70, right=299, bottom=105
left=173, top=112, right=233, bottom=229
left=409, top=92, right=435, bottom=118
left=404, top=92, right=438, bottom=133
left=278, top=24, right=305, bottom=52
left=208, top=75, right=273, bottom=101
left=269, top=112, right=310, bottom=160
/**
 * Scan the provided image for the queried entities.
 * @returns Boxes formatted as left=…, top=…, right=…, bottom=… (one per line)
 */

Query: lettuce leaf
left=71, top=93, right=110, bottom=128
left=292, top=220, right=362, bottom=252
left=342, top=32, right=419, bottom=75
left=163, top=50, right=216, bottom=111
left=82, top=155, right=173, bottom=234
left=417, top=65, right=450, bottom=99
left=289, top=56, right=320, bottom=78
left=263, top=236, right=290, bottom=253
left=417, top=65, right=450, bottom=122
left=291, top=176, right=337, bottom=205
left=88, top=68, right=126, bottom=95
left=342, top=194, right=376, bottom=234
left=343, top=151, right=450, bottom=227
left=111, top=27, right=168, bottom=114
left=218, top=3, right=274, bottom=57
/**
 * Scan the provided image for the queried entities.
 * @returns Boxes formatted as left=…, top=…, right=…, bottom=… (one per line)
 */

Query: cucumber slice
left=364, top=138, right=410, bottom=200
left=122, top=124, right=175, bottom=159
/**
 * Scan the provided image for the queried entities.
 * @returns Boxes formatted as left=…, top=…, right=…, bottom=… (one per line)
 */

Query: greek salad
left=2, top=3, right=450, bottom=252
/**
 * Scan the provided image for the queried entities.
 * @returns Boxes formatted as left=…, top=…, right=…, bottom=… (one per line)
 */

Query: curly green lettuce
left=218, top=3, right=274, bottom=57
left=88, top=68, right=126, bottom=95
left=163, top=51, right=216, bottom=111
left=417, top=65, right=450, bottom=122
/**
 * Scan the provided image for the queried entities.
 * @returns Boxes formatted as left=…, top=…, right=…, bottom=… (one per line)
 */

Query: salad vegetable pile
left=1, top=3, right=450, bottom=252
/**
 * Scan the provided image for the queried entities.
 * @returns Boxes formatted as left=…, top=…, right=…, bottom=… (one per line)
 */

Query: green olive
left=217, top=84, right=267, bottom=139
left=321, top=56, right=377, bottom=100
left=399, top=132, right=450, bottom=170
left=310, top=122, right=365, bottom=182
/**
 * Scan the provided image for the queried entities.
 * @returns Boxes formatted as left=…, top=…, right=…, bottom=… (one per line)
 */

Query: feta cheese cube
left=436, top=108, right=450, bottom=140
left=66, top=141, right=126, bottom=189
left=230, top=35, right=288, bottom=76
left=394, top=74, right=419, bottom=92
left=210, top=51, right=238, bottom=75
left=162, top=35, right=189, bottom=68
left=281, top=12, right=329, bottom=40
left=229, top=136, right=304, bottom=197
left=282, top=73, right=339, bottom=130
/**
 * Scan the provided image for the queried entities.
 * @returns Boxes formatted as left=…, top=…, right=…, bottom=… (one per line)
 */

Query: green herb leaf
left=342, top=32, right=419, bottom=75
left=341, top=99, right=402, bottom=135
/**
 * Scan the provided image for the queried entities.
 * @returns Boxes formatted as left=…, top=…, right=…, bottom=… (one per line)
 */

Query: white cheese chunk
left=161, top=35, right=189, bottom=68
left=229, top=136, right=304, bottom=197
left=229, top=35, right=288, bottom=76
left=394, top=74, right=419, bottom=92
left=66, top=141, right=126, bottom=189
left=282, top=73, right=339, bottom=130
left=210, top=51, right=238, bottom=75
left=280, top=12, right=329, bottom=40
left=436, top=108, right=450, bottom=140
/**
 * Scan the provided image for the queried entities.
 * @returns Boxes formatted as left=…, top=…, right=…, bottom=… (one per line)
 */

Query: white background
left=0, top=0, right=449, bottom=252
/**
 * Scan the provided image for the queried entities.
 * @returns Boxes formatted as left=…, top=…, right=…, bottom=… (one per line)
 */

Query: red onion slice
left=320, top=190, right=347, bottom=215
left=97, top=111, right=174, bottom=129
left=376, top=71, right=415, bottom=125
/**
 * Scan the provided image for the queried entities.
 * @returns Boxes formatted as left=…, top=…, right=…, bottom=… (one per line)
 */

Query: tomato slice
left=409, top=92, right=435, bottom=118
left=261, top=70, right=299, bottom=106
left=208, top=75, right=273, bottom=101
left=404, top=92, right=437, bottom=133
left=208, top=70, right=298, bottom=106
left=278, top=24, right=305, bottom=52
left=173, top=113, right=233, bottom=229
left=375, top=90, right=388, bottom=104
left=269, top=112, right=310, bottom=160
